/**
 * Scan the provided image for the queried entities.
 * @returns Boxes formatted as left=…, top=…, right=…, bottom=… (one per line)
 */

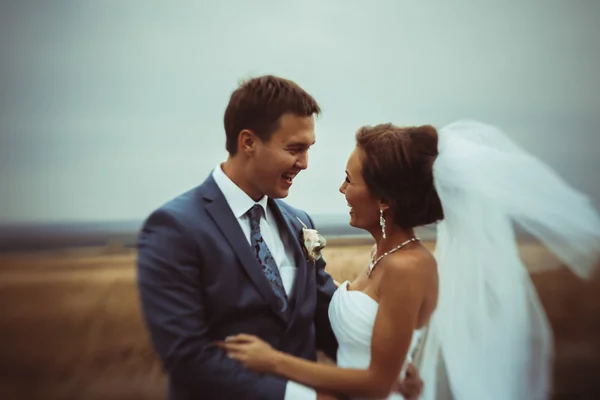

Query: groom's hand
left=396, top=363, right=423, bottom=400
left=316, top=392, right=340, bottom=400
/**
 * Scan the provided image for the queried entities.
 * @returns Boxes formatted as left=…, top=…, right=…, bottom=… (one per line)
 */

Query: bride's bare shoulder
left=377, top=247, right=437, bottom=289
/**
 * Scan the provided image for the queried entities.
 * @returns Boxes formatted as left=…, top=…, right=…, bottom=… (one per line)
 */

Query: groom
left=136, top=75, right=423, bottom=399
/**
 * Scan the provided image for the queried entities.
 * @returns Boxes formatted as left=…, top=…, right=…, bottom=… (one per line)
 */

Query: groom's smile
left=281, top=172, right=298, bottom=185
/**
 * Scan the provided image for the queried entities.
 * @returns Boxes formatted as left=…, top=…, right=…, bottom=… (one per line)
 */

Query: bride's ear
left=379, top=200, right=391, bottom=212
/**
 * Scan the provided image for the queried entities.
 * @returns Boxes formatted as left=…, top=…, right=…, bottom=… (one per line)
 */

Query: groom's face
left=248, top=113, right=316, bottom=199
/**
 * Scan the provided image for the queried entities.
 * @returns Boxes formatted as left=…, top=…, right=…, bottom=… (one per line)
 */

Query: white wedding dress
left=329, top=280, right=425, bottom=400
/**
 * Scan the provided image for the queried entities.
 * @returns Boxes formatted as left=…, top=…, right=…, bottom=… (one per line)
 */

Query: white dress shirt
left=212, top=165, right=317, bottom=400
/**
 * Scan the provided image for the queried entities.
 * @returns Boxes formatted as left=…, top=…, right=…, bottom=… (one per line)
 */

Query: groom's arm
left=137, top=209, right=286, bottom=400
left=306, top=213, right=338, bottom=361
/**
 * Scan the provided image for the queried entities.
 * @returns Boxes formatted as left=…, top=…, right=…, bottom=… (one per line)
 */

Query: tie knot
left=247, top=204, right=263, bottom=228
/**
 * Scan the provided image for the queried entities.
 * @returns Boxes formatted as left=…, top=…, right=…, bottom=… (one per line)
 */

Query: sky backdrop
left=1, top=0, right=599, bottom=224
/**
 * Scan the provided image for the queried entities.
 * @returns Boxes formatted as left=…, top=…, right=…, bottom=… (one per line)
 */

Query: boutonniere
left=296, top=217, right=327, bottom=262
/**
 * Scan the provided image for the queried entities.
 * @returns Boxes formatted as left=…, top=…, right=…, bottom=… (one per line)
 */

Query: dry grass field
left=0, top=241, right=598, bottom=399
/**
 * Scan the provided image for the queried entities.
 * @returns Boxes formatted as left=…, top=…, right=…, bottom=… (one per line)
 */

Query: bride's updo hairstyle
left=355, top=123, right=444, bottom=229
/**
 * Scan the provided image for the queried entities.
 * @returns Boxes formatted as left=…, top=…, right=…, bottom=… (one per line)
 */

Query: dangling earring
left=380, top=209, right=386, bottom=239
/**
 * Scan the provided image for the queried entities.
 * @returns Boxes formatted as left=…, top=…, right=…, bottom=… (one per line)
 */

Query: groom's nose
left=295, top=152, right=308, bottom=170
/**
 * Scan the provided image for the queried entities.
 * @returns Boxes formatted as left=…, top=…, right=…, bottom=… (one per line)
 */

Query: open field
left=0, top=241, right=598, bottom=399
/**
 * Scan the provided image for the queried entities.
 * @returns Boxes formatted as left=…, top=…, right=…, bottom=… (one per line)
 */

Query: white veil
left=416, top=120, right=600, bottom=400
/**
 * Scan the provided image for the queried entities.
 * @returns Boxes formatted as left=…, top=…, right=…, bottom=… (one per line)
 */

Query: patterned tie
left=247, top=204, right=288, bottom=313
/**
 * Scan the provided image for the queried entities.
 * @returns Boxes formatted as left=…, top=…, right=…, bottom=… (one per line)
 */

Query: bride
left=218, top=120, right=600, bottom=399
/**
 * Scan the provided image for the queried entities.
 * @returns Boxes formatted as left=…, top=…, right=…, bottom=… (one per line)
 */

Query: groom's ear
left=239, top=129, right=257, bottom=155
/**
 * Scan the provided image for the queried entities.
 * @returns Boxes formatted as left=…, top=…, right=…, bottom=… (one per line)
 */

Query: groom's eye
left=287, top=146, right=305, bottom=154
left=345, top=176, right=350, bottom=183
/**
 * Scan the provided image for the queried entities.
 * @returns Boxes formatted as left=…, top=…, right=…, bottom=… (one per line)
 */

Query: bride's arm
left=221, top=256, right=428, bottom=399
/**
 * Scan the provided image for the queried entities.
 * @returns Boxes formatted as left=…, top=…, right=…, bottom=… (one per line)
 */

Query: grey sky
left=1, top=1, right=599, bottom=223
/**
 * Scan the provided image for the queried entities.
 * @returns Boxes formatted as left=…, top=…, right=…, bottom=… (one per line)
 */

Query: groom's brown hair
left=224, top=75, right=321, bottom=155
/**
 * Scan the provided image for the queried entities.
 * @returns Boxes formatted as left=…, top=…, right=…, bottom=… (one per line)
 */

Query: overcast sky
left=1, top=0, right=598, bottom=224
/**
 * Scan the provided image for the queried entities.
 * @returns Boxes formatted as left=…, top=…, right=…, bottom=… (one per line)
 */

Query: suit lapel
left=201, top=177, right=287, bottom=323
left=270, top=199, right=307, bottom=313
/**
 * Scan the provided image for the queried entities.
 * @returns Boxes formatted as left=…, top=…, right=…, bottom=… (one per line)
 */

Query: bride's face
left=339, top=147, right=381, bottom=232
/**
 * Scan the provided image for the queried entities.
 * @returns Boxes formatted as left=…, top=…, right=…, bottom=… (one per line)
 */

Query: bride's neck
left=373, top=225, right=417, bottom=256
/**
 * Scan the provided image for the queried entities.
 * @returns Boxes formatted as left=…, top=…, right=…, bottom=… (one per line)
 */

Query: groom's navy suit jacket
left=137, top=174, right=338, bottom=400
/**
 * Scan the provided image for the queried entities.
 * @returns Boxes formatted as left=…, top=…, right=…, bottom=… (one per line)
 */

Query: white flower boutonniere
left=296, top=217, right=327, bottom=262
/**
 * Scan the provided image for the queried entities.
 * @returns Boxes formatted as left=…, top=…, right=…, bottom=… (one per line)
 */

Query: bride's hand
left=396, top=363, right=424, bottom=400
left=215, top=334, right=280, bottom=373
